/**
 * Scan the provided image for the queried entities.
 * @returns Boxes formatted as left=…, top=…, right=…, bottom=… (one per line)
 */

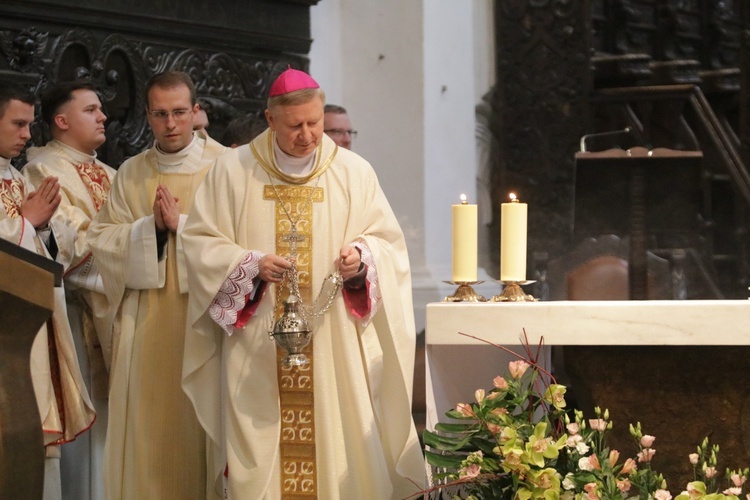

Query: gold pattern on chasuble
left=264, top=183, right=323, bottom=499
left=0, top=178, right=25, bottom=218
left=74, top=162, right=111, bottom=211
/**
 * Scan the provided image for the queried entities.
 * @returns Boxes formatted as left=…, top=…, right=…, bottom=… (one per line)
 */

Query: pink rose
left=654, top=489, right=672, bottom=500
left=689, top=453, right=699, bottom=465
left=566, top=422, right=579, bottom=435
left=640, top=435, right=656, bottom=448
left=493, top=376, right=508, bottom=389
left=509, top=360, right=530, bottom=379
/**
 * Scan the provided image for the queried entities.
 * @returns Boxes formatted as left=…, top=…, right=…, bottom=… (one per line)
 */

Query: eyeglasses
left=324, top=128, right=358, bottom=139
left=148, top=109, right=192, bottom=121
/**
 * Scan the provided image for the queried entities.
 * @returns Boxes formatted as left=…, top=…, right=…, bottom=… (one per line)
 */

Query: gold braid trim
left=251, top=131, right=336, bottom=185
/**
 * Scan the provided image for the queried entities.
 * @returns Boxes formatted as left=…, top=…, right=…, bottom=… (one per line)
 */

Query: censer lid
left=271, top=295, right=311, bottom=335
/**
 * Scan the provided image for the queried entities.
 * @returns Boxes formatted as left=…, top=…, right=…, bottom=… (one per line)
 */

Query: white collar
left=273, top=138, right=316, bottom=177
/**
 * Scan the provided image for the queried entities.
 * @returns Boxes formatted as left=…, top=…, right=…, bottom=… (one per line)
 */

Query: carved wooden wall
left=0, top=0, right=318, bottom=168
left=491, top=0, right=750, bottom=298
left=489, top=0, right=592, bottom=277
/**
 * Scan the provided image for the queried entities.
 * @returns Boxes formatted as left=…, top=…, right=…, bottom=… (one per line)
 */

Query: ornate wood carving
left=489, top=0, right=592, bottom=277
left=0, top=0, right=318, bottom=168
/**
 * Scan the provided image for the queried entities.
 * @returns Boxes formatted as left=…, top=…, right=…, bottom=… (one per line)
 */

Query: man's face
left=265, top=97, right=324, bottom=158
left=324, top=111, right=353, bottom=149
left=56, top=89, right=107, bottom=154
left=146, top=84, right=198, bottom=154
left=0, top=99, right=34, bottom=160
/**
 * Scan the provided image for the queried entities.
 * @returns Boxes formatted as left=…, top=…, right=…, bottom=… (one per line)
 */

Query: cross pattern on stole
left=282, top=225, right=306, bottom=258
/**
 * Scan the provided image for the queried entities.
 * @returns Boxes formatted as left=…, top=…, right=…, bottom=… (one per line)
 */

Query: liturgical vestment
left=87, top=133, right=226, bottom=500
left=182, top=130, right=425, bottom=499
left=23, top=139, right=116, bottom=500
left=0, top=157, right=96, bottom=499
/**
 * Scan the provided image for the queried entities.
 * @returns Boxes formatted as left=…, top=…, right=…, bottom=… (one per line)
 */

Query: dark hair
left=145, top=71, right=197, bottom=107
left=0, top=82, right=35, bottom=118
left=40, top=81, right=98, bottom=129
left=220, top=116, right=267, bottom=147
left=324, top=104, right=347, bottom=115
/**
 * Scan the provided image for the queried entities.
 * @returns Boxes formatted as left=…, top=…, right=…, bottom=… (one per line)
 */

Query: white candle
left=452, top=194, right=478, bottom=282
left=500, top=193, right=527, bottom=281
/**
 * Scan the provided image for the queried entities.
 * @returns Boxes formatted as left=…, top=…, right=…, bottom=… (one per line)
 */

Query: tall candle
left=500, top=193, right=527, bottom=281
left=452, top=194, right=478, bottom=282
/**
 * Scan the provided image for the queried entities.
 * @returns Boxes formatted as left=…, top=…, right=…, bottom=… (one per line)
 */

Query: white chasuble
left=0, top=159, right=96, bottom=499
left=182, top=130, right=426, bottom=499
left=88, top=134, right=227, bottom=500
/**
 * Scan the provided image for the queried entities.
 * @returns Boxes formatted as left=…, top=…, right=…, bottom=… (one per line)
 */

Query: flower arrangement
left=421, top=346, right=748, bottom=500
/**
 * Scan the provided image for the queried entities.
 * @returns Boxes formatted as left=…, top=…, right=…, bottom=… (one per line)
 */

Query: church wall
left=311, top=2, right=495, bottom=331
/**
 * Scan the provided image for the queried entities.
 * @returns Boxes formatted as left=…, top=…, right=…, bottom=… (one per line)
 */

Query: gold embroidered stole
left=73, top=162, right=111, bottom=211
left=0, top=178, right=25, bottom=218
left=264, top=184, right=323, bottom=498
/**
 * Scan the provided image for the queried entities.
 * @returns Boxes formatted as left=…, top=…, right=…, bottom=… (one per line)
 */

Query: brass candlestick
left=443, top=281, right=487, bottom=302
left=491, top=281, right=537, bottom=302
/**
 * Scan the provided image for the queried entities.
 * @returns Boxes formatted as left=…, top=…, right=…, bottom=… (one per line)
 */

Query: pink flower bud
left=589, top=419, right=606, bottom=431
left=508, top=360, right=530, bottom=379
left=705, top=466, right=717, bottom=479
left=689, top=453, right=699, bottom=465
left=455, top=403, right=473, bottom=417
left=609, top=450, right=620, bottom=468
left=621, top=458, right=637, bottom=475
left=731, top=473, right=746, bottom=487
left=616, top=478, right=631, bottom=492
left=637, top=448, right=656, bottom=463
left=475, top=389, right=485, bottom=403
left=566, top=422, right=579, bottom=435
left=493, top=376, right=508, bottom=389
left=640, top=435, right=656, bottom=447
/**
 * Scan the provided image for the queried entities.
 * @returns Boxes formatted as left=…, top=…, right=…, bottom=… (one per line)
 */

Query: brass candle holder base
left=443, top=281, right=487, bottom=302
left=491, top=281, right=537, bottom=302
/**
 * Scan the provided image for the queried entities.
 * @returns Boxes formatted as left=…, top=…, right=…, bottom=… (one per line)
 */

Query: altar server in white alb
left=23, top=81, right=116, bottom=500
left=0, top=82, right=95, bottom=500
left=87, top=70, right=226, bottom=500
left=181, top=68, right=425, bottom=499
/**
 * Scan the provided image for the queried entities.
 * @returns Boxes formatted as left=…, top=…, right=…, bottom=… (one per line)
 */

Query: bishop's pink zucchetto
left=269, top=67, right=320, bottom=97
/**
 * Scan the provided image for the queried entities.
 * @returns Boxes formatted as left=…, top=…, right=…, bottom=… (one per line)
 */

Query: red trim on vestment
left=235, top=280, right=267, bottom=329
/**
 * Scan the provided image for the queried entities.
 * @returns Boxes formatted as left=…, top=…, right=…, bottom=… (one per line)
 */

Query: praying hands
left=153, top=183, right=180, bottom=232
left=22, top=175, right=61, bottom=228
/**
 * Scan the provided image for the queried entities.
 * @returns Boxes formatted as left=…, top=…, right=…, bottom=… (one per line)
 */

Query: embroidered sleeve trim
left=209, top=252, right=261, bottom=335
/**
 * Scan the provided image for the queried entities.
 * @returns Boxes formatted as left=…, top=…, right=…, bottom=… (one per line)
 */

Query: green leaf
left=423, top=431, right=474, bottom=451
left=424, top=449, right=465, bottom=469
left=435, top=422, right=480, bottom=434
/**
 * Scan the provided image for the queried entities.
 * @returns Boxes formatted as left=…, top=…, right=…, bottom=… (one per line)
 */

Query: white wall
left=310, top=1, right=495, bottom=331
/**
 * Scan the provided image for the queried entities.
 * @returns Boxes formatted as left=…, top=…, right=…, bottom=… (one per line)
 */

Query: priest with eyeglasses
left=181, top=68, right=425, bottom=499
left=88, top=70, right=227, bottom=499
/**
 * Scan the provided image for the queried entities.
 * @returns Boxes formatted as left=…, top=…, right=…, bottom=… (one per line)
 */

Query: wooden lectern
left=574, top=147, right=703, bottom=299
left=0, top=237, right=62, bottom=499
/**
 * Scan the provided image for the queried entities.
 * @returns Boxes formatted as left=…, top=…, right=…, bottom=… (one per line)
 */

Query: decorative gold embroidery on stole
left=264, top=184, right=323, bottom=499
left=74, top=162, right=111, bottom=211
left=0, top=178, right=25, bottom=218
